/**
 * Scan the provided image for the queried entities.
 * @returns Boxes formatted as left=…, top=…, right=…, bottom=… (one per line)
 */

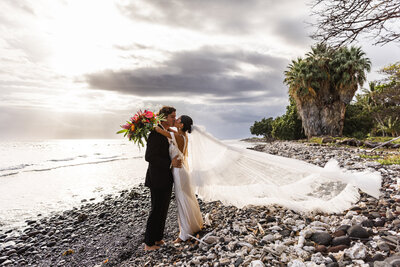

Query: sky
left=0, top=0, right=399, bottom=140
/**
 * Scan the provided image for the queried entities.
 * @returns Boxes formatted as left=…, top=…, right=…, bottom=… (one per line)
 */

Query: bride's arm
left=155, top=126, right=172, bottom=139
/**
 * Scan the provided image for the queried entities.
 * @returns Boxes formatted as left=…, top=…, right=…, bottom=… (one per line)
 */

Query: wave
left=0, top=164, right=33, bottom=172
left=0, top=172, right=19, bottom=177
left=0, top=156, right=144, bottom=177
left=48, top=154, right=105, bottom=162
left=48, top=157, right=75, bottom=162
left=98, top=155, right=119, bottom=160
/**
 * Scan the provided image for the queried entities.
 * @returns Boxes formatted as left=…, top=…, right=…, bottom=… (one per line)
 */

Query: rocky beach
left=1, top=141, right=399, bottom=267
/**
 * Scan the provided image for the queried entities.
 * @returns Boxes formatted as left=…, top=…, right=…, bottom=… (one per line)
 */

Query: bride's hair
left=180, top=115, right=193, bottom=133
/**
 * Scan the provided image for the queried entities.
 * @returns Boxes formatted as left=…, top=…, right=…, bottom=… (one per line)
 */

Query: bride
left=155, top=115, right=204, bottom=242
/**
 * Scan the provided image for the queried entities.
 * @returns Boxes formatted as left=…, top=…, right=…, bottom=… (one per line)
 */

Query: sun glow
left=41, top=0, right=209, bottom=77
left=43, top=1, right=133, bottom=76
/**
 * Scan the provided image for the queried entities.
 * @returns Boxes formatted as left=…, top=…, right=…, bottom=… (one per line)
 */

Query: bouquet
left=117, top=110, right=165, bottom=147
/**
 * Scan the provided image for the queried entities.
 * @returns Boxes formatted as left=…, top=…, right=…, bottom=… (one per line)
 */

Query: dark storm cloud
left=87, top=70, right=264, bottom=96
left=115, top=0, right=295, bottom=35
left=167, top=48, right=288, bottom=74
left=85, top=47, right=289, bottom=102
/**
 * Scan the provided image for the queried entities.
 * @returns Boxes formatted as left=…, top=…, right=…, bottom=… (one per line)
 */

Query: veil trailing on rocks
left=188, top=125, right=381, bottom=213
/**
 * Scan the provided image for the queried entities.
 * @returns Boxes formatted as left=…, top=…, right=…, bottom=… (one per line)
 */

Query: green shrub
left=250, top=117, right=274, bottom=138
left=343, top=103, right=374, bottom=138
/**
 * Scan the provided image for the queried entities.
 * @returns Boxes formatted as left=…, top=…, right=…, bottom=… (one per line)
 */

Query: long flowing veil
left=188, top=125, right=381, bottom=213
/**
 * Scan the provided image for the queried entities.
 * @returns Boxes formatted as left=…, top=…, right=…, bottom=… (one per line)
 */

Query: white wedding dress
left=169, top=132, right=203, bottom=241
left=187, top=126, right=382, bottom=214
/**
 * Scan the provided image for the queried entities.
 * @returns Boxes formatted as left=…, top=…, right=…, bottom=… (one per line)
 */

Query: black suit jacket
left=144, top=130, right=173, bottom=188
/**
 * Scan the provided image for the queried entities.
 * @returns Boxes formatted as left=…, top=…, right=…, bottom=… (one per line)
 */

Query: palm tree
left=284, top=44, right=371, bottom=137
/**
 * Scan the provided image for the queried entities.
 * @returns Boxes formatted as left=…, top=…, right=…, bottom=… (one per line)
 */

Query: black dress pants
left=144, top=185, right=172, bottom=246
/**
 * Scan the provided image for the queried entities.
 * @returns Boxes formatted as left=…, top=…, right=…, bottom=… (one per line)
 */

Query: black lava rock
left=331, top=236, right=351, bottom=246
left=361, top=220, right=374, bottom=228
left=336, top=225, right=351, bottom=232
left=347, top=225, right=369, bottom=239
left=311, top=232, right=332, bottom=246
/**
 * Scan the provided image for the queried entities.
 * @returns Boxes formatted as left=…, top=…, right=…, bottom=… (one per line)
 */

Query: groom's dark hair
left=158, top=106, right=176, bottom=117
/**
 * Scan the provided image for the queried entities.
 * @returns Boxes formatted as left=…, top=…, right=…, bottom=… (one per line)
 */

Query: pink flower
left=131, top=114, right=139, bottom=122
left=144, top=111, right=154, bottom=118
left=121, top=123, right=131, bottom=130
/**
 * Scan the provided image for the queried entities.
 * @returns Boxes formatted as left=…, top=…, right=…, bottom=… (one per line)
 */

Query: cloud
left=85, top=47, right=289, bottom=103
left=113, top=43, right=154, bottom=51
left=273, top=18, right=314, bottom=47
left=115, top=0, right=304, bottom=35
left=4, top=34, right=52, bottom=63
left=0, top=1, right=35, bottom=27
left=6, top=0, right=36, bottom=15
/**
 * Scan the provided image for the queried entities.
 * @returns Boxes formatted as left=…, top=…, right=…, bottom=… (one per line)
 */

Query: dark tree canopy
left=311, top=0, right=400, bottom=46
left=250, top=117, right=274, bottom=138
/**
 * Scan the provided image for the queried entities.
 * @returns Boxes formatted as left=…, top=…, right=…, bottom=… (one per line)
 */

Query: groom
left=144, top=106, right=181, bottom=251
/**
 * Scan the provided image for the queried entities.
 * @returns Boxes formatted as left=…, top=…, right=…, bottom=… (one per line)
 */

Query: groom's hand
left=171, top=156, right=182, bottom=168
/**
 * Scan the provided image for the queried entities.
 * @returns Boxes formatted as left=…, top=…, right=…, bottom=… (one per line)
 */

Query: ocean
left=0, top=138, right=250, bottom=232
left=0, top=139, right=147, bottom=232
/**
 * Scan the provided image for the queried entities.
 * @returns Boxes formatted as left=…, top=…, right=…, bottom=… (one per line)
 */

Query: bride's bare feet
left=173, top=237, right=183, bottom=244
left=144, top=244, right=160, bottom=251
left=155, top=240, right=165, bottom=246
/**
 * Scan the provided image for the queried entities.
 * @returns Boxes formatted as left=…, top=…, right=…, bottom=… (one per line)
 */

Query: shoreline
left=0, top=141, right=399, bottom=266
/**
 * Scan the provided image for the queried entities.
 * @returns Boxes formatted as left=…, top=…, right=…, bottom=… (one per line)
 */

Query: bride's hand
left=171, top=156, right=182, bottom=168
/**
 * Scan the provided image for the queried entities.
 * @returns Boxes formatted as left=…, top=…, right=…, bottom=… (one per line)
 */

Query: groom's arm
left=145, top=132, right=171, bottom=168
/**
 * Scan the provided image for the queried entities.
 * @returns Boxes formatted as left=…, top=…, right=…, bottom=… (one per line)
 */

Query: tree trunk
left=295, top=98, right=346, bottom=138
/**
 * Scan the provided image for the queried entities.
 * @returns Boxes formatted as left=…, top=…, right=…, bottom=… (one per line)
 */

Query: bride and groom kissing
left=144, top=106, right=203, bottom=251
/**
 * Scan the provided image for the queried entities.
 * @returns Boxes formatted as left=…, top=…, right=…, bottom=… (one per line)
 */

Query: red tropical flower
left=144, top=111, right=154, bottom=118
